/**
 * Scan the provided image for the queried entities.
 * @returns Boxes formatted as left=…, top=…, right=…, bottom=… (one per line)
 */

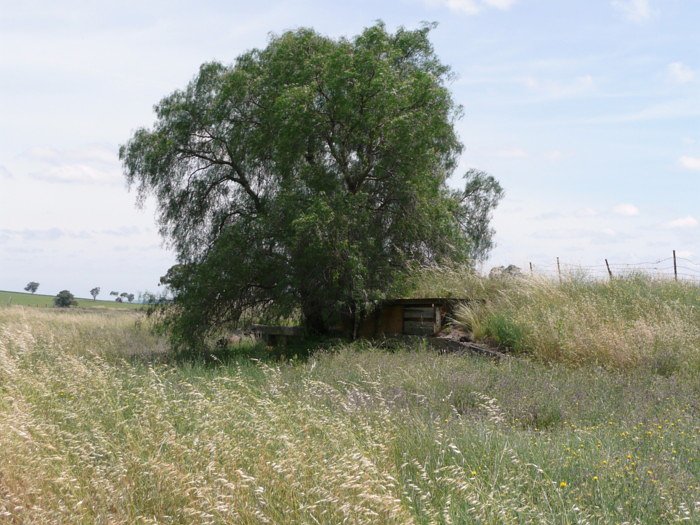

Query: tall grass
left=1, top=306, right=698, bottom=523
left=409, top=267, right=700, bottom=371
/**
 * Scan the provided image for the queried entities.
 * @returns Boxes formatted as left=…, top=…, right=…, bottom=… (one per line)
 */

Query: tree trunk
left=350, top=300, right=359, bottom=341
left=302, top=303, right=328, bottom=335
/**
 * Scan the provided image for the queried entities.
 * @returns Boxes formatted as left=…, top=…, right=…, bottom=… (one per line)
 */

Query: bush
left=483, top=313, right=527, bottom=352
left=54, top=290, right=77, bottom=308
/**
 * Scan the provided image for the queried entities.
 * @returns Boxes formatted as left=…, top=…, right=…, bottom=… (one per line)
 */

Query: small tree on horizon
left=24, top=282, right=39, bottom=294
left=127, top=293, right=135, bottom=303
left=90, top=287, right=101, bottom=301
left=54, top=290, right=77, bottom=308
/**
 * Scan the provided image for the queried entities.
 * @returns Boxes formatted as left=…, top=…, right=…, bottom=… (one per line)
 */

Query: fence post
left=556, top=257, right=561, bottom=283
left=605, top=259, right=613, bottom=281
left=673, top=250, right=678, bottom=281
left=529, top=261, right=533, bottom=275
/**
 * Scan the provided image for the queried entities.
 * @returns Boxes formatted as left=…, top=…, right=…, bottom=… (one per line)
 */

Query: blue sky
left=1, top=0, right=699, bottom=296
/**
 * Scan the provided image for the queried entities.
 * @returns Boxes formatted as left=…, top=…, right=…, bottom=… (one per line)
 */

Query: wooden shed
left=251, top=298, right=465, bottom=346
left=357, top=298, right=462, bottom=338
left=251, top=325, right=304, bottom=347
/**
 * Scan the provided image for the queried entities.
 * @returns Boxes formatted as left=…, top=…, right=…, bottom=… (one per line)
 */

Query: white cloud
left=482, top=0, right=517, bottom=9
left=532, top=207, right=597, bottom=221
left=530, top=227, right=629, bottom=243
left=613, top=203, right=639, bottom=216
left=679, top=156, right=700, bottom=171
left=19, top=145, right=122, bottom=185
left=427, top=0, right=479, bottom=14
left=584, top=96, right=700, bottom=124
left=497, top=148, right=528, bottom=159
left=21, top=145, right=117, bottom=167
left=0, top=227, right=67, bottom=242
left=30, top=164, right=122, bottom=185
left=612, top=0, right=652, bottom=23
left=574, top=207, right=597, bottom=218
left=0, top=226, right=142, bottom=242
left=666, top=216, right=698, bottom=229
left=425, top=0, right=517, bottom=15
left=667, top=62, right=695, bottom=84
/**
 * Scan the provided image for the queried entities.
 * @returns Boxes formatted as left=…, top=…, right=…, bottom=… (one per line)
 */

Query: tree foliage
left=54, top=290, right=77, bottom=308
left=90, top=287, right=101, bottom=301
left=24, top=282, right=39, bottom=294
left=120, top=23, right=503, bottom=345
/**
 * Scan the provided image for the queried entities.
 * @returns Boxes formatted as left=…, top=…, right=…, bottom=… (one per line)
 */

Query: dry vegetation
left=411, top=267, right=700, bottom=372
left=0, top=275, right=699, bottom=523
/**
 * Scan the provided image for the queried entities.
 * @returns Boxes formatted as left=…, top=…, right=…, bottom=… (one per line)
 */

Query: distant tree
left=115, top=297, right=123, bottom=303
left=90, top=287, right=101, bottom=301
left=127, top=293, right=135, bottom=303
left=109, top=291, right=119, bottom=297
left=24, top=281, right=39, bottom=294
left=138, top=291, right=167, bottom=305
left=54, top=290, right=77, bottom=308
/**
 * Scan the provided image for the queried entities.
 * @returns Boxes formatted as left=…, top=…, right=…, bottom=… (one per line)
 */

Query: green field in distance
left=0, top=290, right=141, bottom=309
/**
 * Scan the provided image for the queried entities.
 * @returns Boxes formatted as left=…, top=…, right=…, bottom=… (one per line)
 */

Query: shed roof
left=381, top=297, right=467, bottom=306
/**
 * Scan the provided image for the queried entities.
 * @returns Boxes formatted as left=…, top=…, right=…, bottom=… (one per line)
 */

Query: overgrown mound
left=412, top=267, right=700, bottom=371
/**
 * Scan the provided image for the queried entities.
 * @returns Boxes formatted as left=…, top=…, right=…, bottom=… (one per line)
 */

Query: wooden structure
left=251, top=325, right=304, bottom=347
left=357, top=298, right=462, bottom=338
left=252, top=298, right=465, bottom=346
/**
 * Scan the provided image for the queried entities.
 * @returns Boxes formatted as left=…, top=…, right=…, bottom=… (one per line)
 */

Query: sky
left=1, top=0, right=699, bottom=297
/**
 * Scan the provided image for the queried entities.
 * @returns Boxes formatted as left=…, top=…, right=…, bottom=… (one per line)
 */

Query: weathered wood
left=251, top=325, right=303, bottom=336
left=403, top=320, right=435, bottom=335
left=673, top=249, right=678, bottom=281
left=251, top=325, right=304, bottom=347
left=431, top=337, right=509, bottom=359
left=403, top=306, right=434, bottom=318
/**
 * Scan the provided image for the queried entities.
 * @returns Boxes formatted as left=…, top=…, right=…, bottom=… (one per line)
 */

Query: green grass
left=457, top=274, right=700, bottom=371
left=0, top=306, right=698, bottom=523
left=406, top=267, right=700, bottom=371
left=0, top=289, right=141, bottom=309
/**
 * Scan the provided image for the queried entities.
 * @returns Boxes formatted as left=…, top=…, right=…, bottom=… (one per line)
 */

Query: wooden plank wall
left=402, top=306, right=437, bottom=335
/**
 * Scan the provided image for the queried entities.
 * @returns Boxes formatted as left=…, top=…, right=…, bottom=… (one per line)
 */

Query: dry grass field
left=0, top=275, right=698, bottom=523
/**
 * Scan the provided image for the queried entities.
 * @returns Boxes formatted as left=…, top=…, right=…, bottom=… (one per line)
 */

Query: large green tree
left=120, top=23, right=502, bottom=345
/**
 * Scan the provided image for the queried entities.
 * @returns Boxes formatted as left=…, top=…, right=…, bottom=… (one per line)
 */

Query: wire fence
left=525, top=251, right=700, bottom=283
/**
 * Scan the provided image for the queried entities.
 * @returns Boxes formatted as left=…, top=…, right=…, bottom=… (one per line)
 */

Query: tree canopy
left=54, top=290, right=77, bottom=308
left=120, top=22, right=503, bottom=345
